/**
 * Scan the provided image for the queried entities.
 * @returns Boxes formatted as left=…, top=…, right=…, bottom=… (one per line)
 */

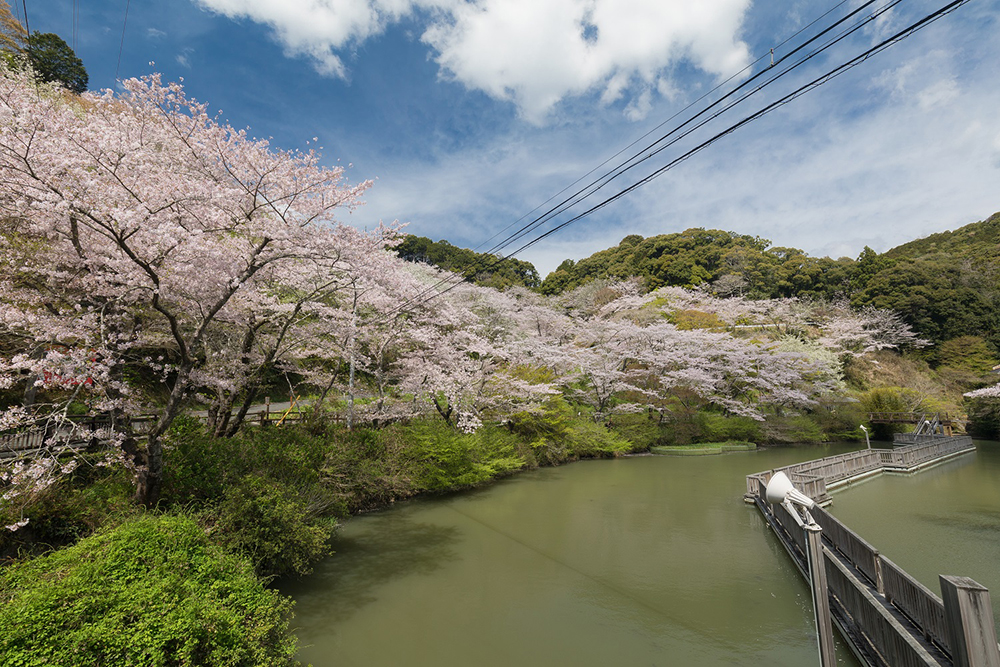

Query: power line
left=483, top=0, right=898, bottom=261
left=20, top=0, right=29, bottom=36
left=115, top=0, right=130, bottom=81
left=503, top=0, right=973, bottom=261
left=383, top=0, right=973, bottom=319
left=381, top=0, right=895, bottom=318
left=465, top=0, right=858, bottom=261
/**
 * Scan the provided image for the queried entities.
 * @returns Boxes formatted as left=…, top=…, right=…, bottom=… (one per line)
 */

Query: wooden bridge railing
left=881, top=555, right=951, bottom=656
left=813, top=505, right=883, bottom=591
left=0, top=414, right=157, bottom=459
left=746, top=437, right=997, bottom=666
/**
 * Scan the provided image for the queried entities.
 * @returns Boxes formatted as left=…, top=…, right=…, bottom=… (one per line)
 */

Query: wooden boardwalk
left=747, top=437, right=1000, bottom=667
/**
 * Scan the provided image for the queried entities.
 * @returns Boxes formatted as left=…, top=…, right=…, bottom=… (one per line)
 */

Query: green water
left=281, top=442, right=997, bottom=666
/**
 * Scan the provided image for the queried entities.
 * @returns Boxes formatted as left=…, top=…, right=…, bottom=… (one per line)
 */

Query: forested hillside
left=852, top=213, right=1000, bottom=351
left=395, top=235, right=541, bottom=289
left=538, top=228, right=855, bottom=300
left=525, top=215, right=1000, bottom=351
left=405, top=214, right=999, bottom=354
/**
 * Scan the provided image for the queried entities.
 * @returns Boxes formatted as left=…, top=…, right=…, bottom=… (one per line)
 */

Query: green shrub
left=206, top=475, right=335, bottom=578
left=509, top=397, right=637, bottom=464
left=161, top=419, right=339, bottom=577
left=966, top=397, right=1000, bottom=439
left=0, top=514, right=298, bottom=666
left=693, top=412, right=762, bottom=443
left=761, top=415, right=825, bottom=444
left=561, top=416, right=634, bottom=458
left=162, top=418, right=330, bottom=507
left=161, top=416, right=234, bottom=504
left=404, top=419, right=524, bottom=491
left=607, top=412, right=674, bottom=449
left=808, top=400, right=867, bottom=441
left=319, top=424, right=420, bottom=513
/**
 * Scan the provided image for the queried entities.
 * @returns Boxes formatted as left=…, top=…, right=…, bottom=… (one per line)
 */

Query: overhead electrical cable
left=482, top=0, right=899, bottom=260
left=385, top=0, right=891, bottom=319
left=20, top=0, right=29, bottom=36
left=383, top=0, right=973, bottom=320
left=115, top=0, right=130, bottom=81
left=380, top=0, right=898, bottom=319
left=467, top=0, right=857, bottom=259
left=501, top=0, right=973, bottom=261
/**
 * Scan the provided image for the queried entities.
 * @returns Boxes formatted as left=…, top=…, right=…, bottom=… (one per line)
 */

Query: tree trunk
left=225, top=383, right=261, bottom=438
left=433, top=395, right=453, bottom=425
left=134, top=366, right=190, bottom=507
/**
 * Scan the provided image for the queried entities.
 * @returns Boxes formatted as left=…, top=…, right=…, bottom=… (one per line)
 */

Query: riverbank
left=0, top=406, right=867, bottom=665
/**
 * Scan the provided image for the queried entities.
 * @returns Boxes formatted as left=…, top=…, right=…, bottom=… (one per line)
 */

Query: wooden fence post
left=805, top=524, right=837, bottom=667
left=940, top=575, right=1000, bottom=667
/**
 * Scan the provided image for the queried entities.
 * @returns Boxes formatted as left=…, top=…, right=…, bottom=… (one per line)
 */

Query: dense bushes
left=507, top=397, right=635, bottom=465
left=0, top=514, right=297, bottom=666
left=162, top=419, right=338, bottom=578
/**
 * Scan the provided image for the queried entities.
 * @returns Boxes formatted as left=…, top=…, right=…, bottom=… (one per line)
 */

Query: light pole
left=860, top=424, right=871, bottom=450
left=765, top=471, right=837, bottom=667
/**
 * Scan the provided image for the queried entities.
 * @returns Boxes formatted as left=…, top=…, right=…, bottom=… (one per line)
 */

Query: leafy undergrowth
left=0, top=514, right=297, bottom=667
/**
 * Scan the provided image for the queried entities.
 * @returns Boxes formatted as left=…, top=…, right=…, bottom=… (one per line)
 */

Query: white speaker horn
left=764, top=471, right=816, bottom=510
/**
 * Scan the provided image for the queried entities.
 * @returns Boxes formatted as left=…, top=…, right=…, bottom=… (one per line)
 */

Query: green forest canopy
left=401, top=211, right=1000, bottom=351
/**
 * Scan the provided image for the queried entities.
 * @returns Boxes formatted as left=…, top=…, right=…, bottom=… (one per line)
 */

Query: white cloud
left=147, top=28, right=168, bottom=39
left=194, top=0, right=751, bottom=121
left=194, top=0, right=419, bottom=78
left=917, top=79, right=959, bottom=109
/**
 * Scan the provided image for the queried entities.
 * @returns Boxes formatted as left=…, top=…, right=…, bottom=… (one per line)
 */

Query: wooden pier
left=746, top=436, right=1000, bottom=667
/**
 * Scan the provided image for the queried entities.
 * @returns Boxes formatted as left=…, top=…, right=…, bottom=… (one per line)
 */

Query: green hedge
left=0, top=514, right=298, bottom=666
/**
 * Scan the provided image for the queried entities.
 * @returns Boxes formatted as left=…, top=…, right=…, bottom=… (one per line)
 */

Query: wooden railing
left=868, top=412, right=958, bottom=425
left=813, top=505, right=883, bottom=590
left=746, top=436, right=996, bottom=666
left=0, top=414, right=157, bottom=459
left=881, top=555, right=951, bottom=656
left=825, top=554, right=943, bottom=667
left=746, top=437, right=975, bottom=503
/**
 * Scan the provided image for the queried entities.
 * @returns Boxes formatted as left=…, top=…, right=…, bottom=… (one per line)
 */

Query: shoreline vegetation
left=0, top=405, right=858, bottom=664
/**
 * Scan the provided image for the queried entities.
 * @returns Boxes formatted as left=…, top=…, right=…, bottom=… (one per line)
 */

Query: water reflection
left=280, top=510, right=460, bottom=632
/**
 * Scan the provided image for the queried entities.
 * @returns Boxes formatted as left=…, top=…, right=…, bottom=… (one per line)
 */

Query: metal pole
left=804, top=523, right=837, bottom=667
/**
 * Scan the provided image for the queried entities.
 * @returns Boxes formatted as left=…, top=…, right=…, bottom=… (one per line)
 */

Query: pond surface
left=280, top=442, right=998, bottom=666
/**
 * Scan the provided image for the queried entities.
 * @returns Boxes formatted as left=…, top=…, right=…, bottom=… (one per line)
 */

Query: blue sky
left=19, top=0, right=1000, bottom=276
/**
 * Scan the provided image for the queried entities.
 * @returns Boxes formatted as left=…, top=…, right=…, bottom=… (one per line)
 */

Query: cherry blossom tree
left=0, top=66, right=378, bottom=505
left=817, top=303, right=929, bottom=356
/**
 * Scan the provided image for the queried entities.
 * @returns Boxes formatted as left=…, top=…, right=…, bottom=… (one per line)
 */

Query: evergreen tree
left=26, top=31, right=87, bottom=94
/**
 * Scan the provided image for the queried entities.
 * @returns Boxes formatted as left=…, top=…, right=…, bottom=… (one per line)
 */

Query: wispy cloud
left=176, top=48, right=195, bottom=69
